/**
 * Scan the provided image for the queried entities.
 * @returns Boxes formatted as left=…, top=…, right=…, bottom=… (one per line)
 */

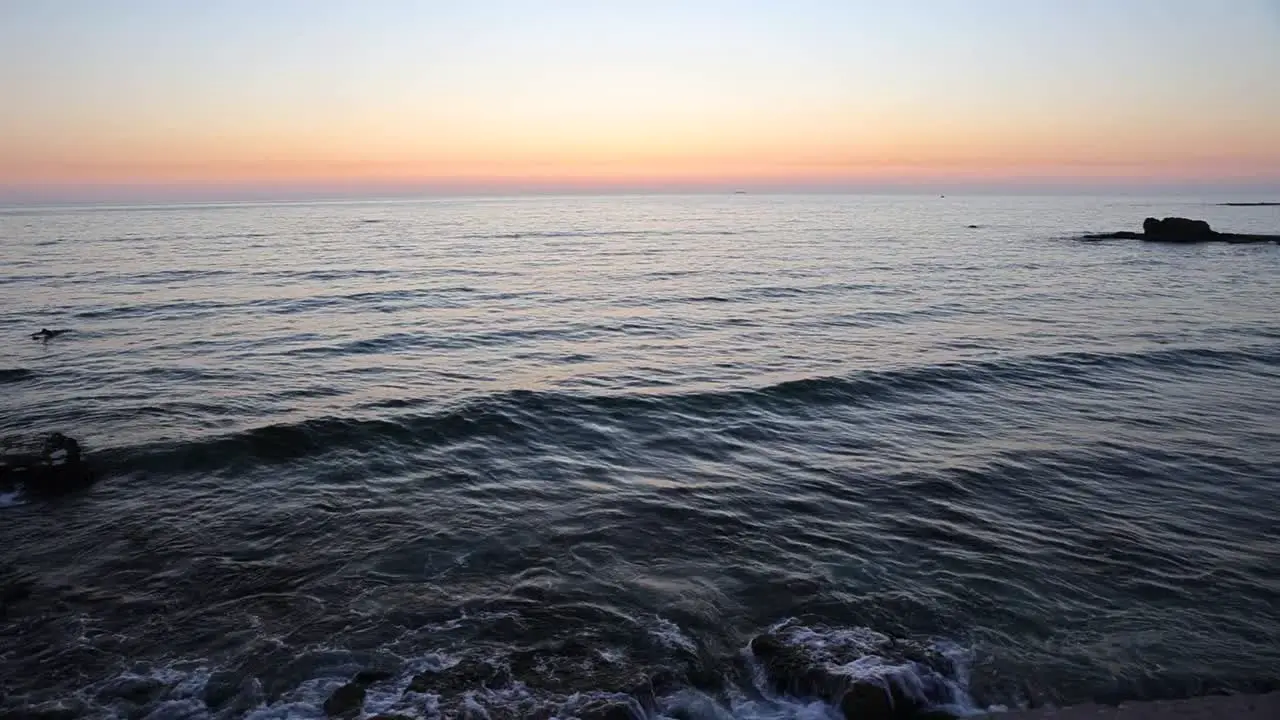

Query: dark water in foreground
left=1, top=195, right=1278, bottom=719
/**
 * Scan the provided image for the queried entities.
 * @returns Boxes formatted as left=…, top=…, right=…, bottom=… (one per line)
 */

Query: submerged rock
left=202, top=672, right=263, bottom=714
left=748, top=622, right=962, bottom=720
left=1083, top=217, right=1280, bottom=244
left=95, top=676, right=169, bottom=706
left=323, top=681, right=366, bottom=718
left=323, top=668, right=399, bottom=718
left=352, top=669, right=395, bottom=685
left=568, top=695, right=644, bottom=720
left=0, top=703, right=84, bottom=720
left=29, top=328, right=70, bottom=341
left=407, top=658, right=508, bottom=696
left=0, top=433, right=94, bottom=497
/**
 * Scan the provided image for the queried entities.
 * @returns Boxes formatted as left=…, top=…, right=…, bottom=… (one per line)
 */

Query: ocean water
left=1, top=194, right=1278, bottom=719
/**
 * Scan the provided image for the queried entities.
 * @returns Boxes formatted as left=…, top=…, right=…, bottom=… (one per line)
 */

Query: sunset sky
left=2, top=0, right=1279, bottom=200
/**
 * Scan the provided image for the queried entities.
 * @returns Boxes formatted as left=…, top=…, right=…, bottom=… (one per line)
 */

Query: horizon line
left=4, top=177, right=1280, bottom=208
left=4, top=184, right=1280, bottom=212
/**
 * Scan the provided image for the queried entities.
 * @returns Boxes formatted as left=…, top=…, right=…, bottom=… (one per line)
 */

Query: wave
left=96, top=343, right=1279, bottom=473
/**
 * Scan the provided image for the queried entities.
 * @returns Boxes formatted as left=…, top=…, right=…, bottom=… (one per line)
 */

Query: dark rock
left=352, top=669, right=395, bottom=686
left=0, top=705, right=83, bottom=720
left=750, top=633, right=824, bottom=696
left=1219, top=202, right=1280, bottom=206
left=96, top=676, right=168, bottom=705
left=749, top=626, right=949, bottom=720
left=323, top=681, right=366, bottom=718
left=1, top=582, right=32, bottom=606
left=838, top=680, right=897, bottom=720
left=407, top=658, right=507, bottom=696
left=201, top=671, right=242, bottom=710
left=751, top=632, right=863, bottom=704
left=0, top=433, right=94, bottom=497
left=571, top=696, right=643, bottom=720
left=1081, top=231, right=1144, bottom=240
left=912, top=711, right=961, bottom=720
left=203, top=674, right=263, bottom=715
left=1082, top=217, right=1280, bottom=244
left=507, top=641, right=651, bottom=697
left=1143, top=216, right=1215, bottom=242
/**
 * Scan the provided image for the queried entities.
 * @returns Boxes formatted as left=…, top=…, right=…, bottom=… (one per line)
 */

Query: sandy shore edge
left=986, top=692, right=1278, bottom=719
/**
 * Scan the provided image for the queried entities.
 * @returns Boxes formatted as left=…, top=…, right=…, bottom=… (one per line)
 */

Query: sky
left=2, top=0, right=1279, bottom=200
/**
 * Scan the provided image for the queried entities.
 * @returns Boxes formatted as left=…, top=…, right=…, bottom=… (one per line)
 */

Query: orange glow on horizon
left=5, top=125, right=1278, bottom=189
left=5, top=1, right=1279, bottom=197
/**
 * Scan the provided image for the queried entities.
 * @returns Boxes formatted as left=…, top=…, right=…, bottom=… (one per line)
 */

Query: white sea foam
left=649, top=616, right=699, bottom=654
left=27, top=620, right=985, bottom=720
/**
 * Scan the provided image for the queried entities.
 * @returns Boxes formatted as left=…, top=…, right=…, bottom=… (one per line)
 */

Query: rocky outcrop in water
left=0, top=433, right=94, bottom=497
left=320, top=669, right=398, bottom=718
left=1144, top=216, right=1214, bottom=240
left=748, top=621, right=966, bottom=720
left=1083, top=217, right=1280, bottom=244
left=29, top=329, right=70, bottom=342
left=322, top=681, right=367, bottom=718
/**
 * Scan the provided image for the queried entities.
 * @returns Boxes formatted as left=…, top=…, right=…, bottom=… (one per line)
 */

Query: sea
left=1, top=194, right=1278, bottom=719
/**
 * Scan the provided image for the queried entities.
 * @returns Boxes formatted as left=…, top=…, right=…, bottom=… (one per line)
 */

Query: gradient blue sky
left=2, top=0, right=1279, bottom=199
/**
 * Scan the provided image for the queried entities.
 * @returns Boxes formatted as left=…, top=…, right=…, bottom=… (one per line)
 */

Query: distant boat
left=733, top=190, right=748, bottom=195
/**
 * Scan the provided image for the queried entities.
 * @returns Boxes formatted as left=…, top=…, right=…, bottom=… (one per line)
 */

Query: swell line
left=95, top=343, right=1279, bottom=472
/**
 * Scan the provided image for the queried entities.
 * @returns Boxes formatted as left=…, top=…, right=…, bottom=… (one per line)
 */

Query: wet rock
left=0, top=582, right=31, bottom=604
left=837, top=676, right=932, bottom=720
left=96, top=676, right=168, bottom=705
left=838, top=680, right=897, bottom=719
left=0, top=433, right=94, bottom=497
left=407, top=658, right=508, bottom=696
left=508, top=641, right=651, bottom=697
left=352, top=669, right=395, bottom=685
left=323, top=681, right=366, bottom=718
left=203, top=672, right=263, bottom=714
left=201, top=671, right=241, bottom=710
left=1082, top=231, right=1144, bottom=241
left=572, top=696, right=642, bottom=720
left=0, top=705, right=83, bottom=720
left=913, top=710, right=961, bottom=720
left=749, top=633, right=837, bottom=698
left=749, top=625, right=952, bottom=720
